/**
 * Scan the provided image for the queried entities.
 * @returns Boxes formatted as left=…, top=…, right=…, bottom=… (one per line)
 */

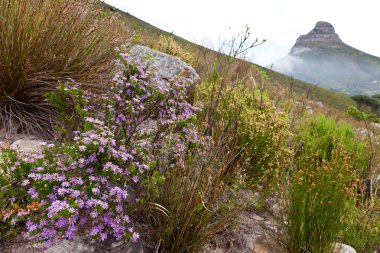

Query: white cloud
left=105, top=0, right=380, bottom=66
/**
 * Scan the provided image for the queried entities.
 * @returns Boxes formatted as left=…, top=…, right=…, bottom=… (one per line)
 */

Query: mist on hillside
left=272, top=48, right=380, bottom=95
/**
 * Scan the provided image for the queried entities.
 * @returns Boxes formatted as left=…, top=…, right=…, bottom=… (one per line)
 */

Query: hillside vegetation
left=100, top=2, right=356, bottom=111
left=0, top=1, right=379, bottom=253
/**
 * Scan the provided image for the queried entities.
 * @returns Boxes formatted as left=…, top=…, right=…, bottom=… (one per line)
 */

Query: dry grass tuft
left=0, top=0, right=127, bottom=139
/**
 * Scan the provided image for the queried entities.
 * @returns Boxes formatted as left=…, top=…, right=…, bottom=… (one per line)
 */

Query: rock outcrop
left=130, top=45, right=200, bottom=85
left=290, top=21, right=344, bottom=54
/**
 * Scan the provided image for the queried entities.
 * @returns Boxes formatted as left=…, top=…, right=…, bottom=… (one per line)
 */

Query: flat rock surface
left=10, top=137, right=45, bottom=153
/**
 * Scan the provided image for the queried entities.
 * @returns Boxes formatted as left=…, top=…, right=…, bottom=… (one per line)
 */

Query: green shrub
left=347, top=105, right=378, bottom=122
left=195, top=64, right=291, bottom=186
left=0, top=0, right=124, bottom=138
left=45, top=83, right=91, bottom=142
left=284, top=115, right=366, bottom=253
left=298, top=114, right=367, bottom=173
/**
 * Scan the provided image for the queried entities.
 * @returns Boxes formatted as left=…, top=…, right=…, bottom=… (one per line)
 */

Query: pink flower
left=21, top=179, right=30, bottom=186
left=92, top=187, right=100, bottom=195
left=132, top=232, right=139, bottom=242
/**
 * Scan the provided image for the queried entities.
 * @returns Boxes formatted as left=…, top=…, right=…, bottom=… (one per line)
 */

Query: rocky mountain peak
left=312, top=21, right=336, bottom=34
left=290, top=21, right=344, bottom=54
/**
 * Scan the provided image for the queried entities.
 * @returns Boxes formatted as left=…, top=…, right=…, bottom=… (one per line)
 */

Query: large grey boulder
left=129, top=45, right=200, bottom=142
left=130, top=45, right=200, bottom=85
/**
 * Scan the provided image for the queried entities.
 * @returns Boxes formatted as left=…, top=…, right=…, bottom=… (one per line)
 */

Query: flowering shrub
left=1, top=122, right=140, bottom=246
left=196, top=74, right=291, bottom=186
left=109, top=50, right=197, bottom=146
left=0, top=49, right=198, bottom=248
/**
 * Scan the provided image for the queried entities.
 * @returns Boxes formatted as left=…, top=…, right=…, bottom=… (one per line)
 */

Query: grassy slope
left=102, top=3, right=355, bottom=111
left=298, top=44, right=380, bottom=70
left=263, top=68, right=355, bottom=110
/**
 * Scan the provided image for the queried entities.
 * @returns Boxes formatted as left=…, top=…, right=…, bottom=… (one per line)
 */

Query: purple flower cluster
left=0, top=121, right=139, bottom=246
left=110, top=51, right=197, bottom=143
left=0, top=49, right=202, bottom=248
left=108, top=50, right=204, bottom=167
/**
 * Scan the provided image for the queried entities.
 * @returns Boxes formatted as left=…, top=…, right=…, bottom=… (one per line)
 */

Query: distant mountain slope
left=273, top=21, right=380, bottom=95
left=101, top=4, right=355, bottom=110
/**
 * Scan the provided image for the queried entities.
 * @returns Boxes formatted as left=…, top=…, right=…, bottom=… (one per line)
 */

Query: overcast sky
left=104, top=0, right=380, bottom=66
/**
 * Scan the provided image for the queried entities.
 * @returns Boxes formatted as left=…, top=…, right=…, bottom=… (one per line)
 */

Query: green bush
left=0, top=0, right=124, bottom=138
left=347, top=105, right=378, bottom=122
left=298, top=114, right=367, bottom=173
left=195, top=64, right=290, bottom=186
left=284, top=115, right=366, bottom=253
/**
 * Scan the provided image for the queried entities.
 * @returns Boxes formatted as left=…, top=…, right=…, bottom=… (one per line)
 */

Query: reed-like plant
left=0, top=0, right=125, bottom=138
left=283, top=115, right=366, bottom=253
left=146, top=132, right=242, bottom=253
left=286, top=145, right=356, bottom=253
